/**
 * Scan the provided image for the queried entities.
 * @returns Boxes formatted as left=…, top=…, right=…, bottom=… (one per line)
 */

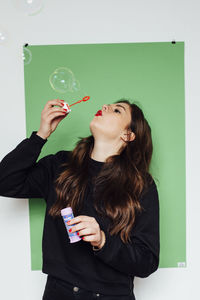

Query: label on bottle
left=62, top=212, right=77, bottom=237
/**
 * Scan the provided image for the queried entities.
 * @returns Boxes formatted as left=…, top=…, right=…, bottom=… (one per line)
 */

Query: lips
left=95, top=110, right=102, bottom=116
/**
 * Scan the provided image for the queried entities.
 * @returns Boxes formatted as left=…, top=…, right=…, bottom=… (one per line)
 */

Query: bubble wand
left=61, top=96, right=90, bottom=113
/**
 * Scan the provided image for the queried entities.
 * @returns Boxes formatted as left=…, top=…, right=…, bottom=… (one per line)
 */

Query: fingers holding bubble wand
left=37, top=96, right=90, bottom=140
left=61, top=96, right=90, bottom=113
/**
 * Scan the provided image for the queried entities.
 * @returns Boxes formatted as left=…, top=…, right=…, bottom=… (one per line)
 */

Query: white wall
left=0, top=0, right=199, bottom=299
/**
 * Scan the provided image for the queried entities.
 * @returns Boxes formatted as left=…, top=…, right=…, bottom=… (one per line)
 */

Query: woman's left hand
left=67, top=215, right=106, bottom=249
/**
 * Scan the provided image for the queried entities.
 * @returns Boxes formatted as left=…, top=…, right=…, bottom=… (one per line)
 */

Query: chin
left=89, top=118, right=98, bottom=129
left=89, top=121, right=95, bottom=135
left=89, top=122, right=103, bottom=138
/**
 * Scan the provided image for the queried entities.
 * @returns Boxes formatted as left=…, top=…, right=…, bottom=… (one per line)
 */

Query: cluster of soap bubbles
left=11, top=0, right=44, bottom=16
left=49, top=67, right=81, bottom=94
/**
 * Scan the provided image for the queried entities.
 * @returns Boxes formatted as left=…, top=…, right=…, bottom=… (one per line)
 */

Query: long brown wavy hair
left=49, top=99, right=154, bottom=244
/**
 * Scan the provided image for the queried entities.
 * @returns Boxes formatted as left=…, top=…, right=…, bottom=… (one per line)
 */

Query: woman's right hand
left=36, top=99, right=69, bottom=140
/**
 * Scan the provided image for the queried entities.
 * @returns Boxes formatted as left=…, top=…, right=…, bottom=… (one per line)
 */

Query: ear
left=121, top=130, right=135, bottom=142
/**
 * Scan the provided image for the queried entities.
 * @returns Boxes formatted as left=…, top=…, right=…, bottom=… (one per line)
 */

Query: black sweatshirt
left=0, top=131, right=160, bottom=296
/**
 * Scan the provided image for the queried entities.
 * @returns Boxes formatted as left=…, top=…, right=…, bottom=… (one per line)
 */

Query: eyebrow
left=107, top=104, right=127, bottom=112
left=115, top=104, right=126, bottom=112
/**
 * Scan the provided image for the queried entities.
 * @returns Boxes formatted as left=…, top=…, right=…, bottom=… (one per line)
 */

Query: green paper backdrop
left=23, top=41, right=186, bottom=270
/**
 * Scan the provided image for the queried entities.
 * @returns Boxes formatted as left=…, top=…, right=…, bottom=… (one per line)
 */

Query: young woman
left=0, top=98, right=160, bottom=300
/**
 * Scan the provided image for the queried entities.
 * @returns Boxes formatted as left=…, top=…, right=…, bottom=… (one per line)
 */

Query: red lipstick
left=95, top=110, right=102, bottom=116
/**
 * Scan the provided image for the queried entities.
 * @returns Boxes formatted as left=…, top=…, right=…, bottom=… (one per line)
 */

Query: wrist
left=94, top=230, right=106, bottom=250
left=36, top=131, right=49, bottom=140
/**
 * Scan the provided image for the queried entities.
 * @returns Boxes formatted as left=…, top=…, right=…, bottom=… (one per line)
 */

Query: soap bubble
left=11, top=0, right=44, bottom=16
left=49, top=67, right=75, bottom=93
left=0, top=27, right=8, bottom=45
left=71, top=79, right=80, bottom=92
left=0, top=31, right=6, bottom=44
left=22, top=47, right=32, bottom=65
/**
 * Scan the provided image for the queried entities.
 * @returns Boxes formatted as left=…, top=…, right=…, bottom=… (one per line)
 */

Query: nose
left=102, top=104, right=109, bottom=111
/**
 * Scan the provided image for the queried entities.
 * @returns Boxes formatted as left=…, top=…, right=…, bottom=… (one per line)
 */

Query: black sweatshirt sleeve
left=93, top=181, right=160, bottom=278
left=0, top=131, right=61, bottom=199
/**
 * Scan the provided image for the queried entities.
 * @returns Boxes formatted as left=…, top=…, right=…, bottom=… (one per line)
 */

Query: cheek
left=105, top=116, right=123, bottom=128
left=102, top=118, right=123, bottom=136
left=90, top=116, right=123, bottom=138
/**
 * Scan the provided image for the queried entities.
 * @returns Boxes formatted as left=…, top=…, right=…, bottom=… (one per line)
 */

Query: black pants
left=42, top=275, right=135, bottom=300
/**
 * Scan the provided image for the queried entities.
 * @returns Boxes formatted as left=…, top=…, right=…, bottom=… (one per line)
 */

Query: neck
left=90, top=138, right=124, bottom=162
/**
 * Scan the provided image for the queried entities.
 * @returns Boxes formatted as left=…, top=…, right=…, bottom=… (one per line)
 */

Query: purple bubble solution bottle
left=61, top=207, right=82, bottom=243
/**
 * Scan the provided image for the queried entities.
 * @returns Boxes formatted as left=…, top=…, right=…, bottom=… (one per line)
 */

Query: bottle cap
left=61, top=207, right=72, bottom=216
left=70, top=235, right=82, bottom=243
